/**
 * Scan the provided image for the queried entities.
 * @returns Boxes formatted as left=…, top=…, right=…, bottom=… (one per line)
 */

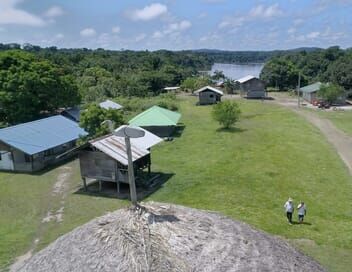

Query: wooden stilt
left=82, top=177, right=87, bottom=191
left=117, top=181, right=120, bottom=197
left=99, top=180, right=102, bottom=192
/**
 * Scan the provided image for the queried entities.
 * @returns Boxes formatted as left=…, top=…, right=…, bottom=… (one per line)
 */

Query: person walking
left=297, top=201, right=307, bottom=224
left=284, top=198, right=294, bottom=224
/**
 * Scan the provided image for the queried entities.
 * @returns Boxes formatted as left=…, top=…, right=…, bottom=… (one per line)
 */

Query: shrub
left=212, top=100, right=241, bottom=129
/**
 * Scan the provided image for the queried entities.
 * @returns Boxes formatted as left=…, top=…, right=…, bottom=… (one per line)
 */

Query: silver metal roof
left=115, top=125, right=163, bottom=150
left=99, top=100, right=123, bottom=110
left=194, top=86, right=224, bottom=95
left=236, top=75, right=257, bottom=84
left=90, top=135, right=149, bottom=166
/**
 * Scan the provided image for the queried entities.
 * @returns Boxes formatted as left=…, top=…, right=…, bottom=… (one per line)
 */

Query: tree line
left=260, top=46, right=352, bottom=93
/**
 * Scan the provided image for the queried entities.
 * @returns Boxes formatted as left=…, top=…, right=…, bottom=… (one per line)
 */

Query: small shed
left=79, top=126, right=163, bottom=194
left=194, top=86, right=224, bottom=105
left=300, top=82, right=322, bottom=103
left=99, top=100, right=123, bottom=110
left=236, top=75, right=266, bottom=98
left=128, top=106, right=181, bottom=137
left=0, top=115, right=88, bottom=172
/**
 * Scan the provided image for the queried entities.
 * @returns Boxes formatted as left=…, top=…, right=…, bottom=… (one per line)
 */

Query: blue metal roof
left=0, top=115, right=88, bottom=155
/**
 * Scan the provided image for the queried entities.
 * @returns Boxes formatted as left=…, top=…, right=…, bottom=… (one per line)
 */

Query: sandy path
left=10, top=165, right=72, bottom=271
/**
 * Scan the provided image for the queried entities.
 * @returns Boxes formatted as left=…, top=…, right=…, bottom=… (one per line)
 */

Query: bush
left=212, top=100, right=241, bottom=129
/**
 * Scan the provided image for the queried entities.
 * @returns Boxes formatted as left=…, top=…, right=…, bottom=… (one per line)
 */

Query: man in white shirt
left=284, top=198, right=294, bottom=224
left=297, top=201, right=307, bottom=223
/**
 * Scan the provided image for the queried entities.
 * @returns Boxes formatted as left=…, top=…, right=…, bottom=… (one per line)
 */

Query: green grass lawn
left=148, top=97, right=352, bottom=271
left=315, top=109, right=352, bottom=136
left=1, top=97, right=352, bottom=271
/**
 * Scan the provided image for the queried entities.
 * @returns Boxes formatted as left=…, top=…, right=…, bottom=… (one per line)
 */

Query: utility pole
left=297, top=72, right=301, bottom=108
left=114, top=126, right=145, bottom=206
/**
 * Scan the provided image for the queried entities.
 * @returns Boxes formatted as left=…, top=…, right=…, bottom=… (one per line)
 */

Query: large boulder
left=16, top=202, right=325, bottom=272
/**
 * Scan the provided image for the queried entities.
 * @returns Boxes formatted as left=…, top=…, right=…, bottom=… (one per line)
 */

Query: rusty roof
left=90, top=135, right=149, bottom=166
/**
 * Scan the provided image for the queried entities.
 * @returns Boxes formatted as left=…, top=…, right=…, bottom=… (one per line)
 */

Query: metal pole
left=125, top=136, right=138, bottom=205
left=297, top=72, right=301, bottom=108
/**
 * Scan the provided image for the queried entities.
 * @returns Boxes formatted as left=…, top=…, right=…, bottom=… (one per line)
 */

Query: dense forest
left=260, top=46, right=352, bottom=92
left=1, top=42, right=351, bottom=127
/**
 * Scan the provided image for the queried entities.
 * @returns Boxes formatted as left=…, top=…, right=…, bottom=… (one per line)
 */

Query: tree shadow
left=216, top=127, right=246, bottom=133
left=74, top=172, right=174, bottom=201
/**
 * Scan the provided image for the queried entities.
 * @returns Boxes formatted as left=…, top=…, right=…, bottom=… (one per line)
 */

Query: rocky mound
left=16, top=202, right=325, bottom=272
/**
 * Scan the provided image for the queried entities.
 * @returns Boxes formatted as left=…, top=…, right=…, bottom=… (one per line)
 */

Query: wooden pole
left=125, top=136, right=138, bottom=205
left=297, top=72, right=301, bottom=108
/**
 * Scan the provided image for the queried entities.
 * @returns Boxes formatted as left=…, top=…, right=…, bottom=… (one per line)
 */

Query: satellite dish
left=114, top=126, right=145, bottom=138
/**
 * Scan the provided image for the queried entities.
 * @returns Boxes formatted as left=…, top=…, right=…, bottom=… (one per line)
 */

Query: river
left=210, top=63, right=264, bottom=80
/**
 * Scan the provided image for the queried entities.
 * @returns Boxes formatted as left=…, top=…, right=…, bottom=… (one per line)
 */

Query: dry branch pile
left=16, top=202, right=325, bottom=272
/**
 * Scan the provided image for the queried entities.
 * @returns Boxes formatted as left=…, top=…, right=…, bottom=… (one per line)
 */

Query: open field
left=1, top=97, right=352, bottom=271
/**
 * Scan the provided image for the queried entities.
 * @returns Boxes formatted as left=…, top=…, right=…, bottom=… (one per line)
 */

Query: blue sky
left=0, top=0, right=351, bottom=50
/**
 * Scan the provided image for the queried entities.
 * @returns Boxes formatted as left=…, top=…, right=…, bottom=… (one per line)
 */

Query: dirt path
left=272, top=97, right=352, bottom=176
left=10, top=165, right=72, bottom=271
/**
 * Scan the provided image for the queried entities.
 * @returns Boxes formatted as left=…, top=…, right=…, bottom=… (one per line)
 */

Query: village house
left=61, top=107, right=81, bottom=122
left=194, top=86, right=224, bottom=105
left=300, top=82, right=346, bottom=105
left=128, top=106, right=181, bottom=137
left=0, top=115, right=87, bottom=172
left=236, top=75, right=266, bottom=98
left=79, top=125, right=163, bottom=195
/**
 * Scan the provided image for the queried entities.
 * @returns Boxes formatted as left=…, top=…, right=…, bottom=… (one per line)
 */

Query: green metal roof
left=300, top=82, right=322, bottom=93
left=129, top=106, right=181, bottom=127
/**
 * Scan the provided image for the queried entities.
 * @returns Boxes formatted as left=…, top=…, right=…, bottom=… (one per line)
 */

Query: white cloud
left=152, top=20, right=192, bottom=39
left=55, top=33, right=64, bottom=39
left=249, top=4, right=283, bottom=19
left=0, top=0, right=45, bottom=26
left=80, top=28, right=96, bottom=37
left=112, top=26, right=120, bottom=34
left=44, top=6, right=64, bottom=18
left=287, top=27, right=296, bottom=34
left=293, top=18, right=304, bottom=26
left=165, top=20, right=192, bottom=34
left=152, top=31, right=163, bottom=39
left=306, top=31, right=320, bottom=39
left=135, top=33, right=147, bottom=42
left=128, top=3, right=167, bottom=21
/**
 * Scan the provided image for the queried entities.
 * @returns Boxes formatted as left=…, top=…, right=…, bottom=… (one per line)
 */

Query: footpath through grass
left=315, top=109, right=352, bottom=136
left=1, top=97, right=352, bottom=271
left=148, top=97, right=352, bottom=272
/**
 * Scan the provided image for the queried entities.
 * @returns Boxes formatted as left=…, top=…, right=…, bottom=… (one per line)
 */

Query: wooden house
left=0, top=115, right=88, bottom=172
left=128, top=106, right=181, bottom=137
left=236, top=75, right=266, bottom=98
left=79, top=126, right=163, bottom=194
left=194, top=86, right=224, bottom=105
left=300, top=82, right=346, bottom=105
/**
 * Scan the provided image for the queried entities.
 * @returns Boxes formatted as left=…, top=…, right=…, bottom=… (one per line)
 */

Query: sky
left=0, top=0, right=351, bottom=51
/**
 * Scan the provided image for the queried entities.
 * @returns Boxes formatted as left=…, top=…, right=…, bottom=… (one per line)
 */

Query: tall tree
left=0, top=50, right=80, bottom=124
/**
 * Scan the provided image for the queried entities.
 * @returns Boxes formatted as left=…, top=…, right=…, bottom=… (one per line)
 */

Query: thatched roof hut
left=15, top=202, right=325, bottom=272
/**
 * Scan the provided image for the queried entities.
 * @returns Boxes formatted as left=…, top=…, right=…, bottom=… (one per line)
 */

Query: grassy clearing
left=1, top=97, right=352, bottom=271
left=148, top=97, right=352, bottom=271
left=0, top=160, right=128, bottom=270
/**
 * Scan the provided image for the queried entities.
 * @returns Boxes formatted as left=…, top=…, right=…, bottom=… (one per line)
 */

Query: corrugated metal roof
left=62, top=107, right=81, bottom=122
left=115, top=125, right=163, bottom=150
left=194, top=86, right=224, bottom=95
left=90, top=135, right=149, bottom=166
left=129, top=106, right=181, bottom=127
left=236, top=75, right=257, bottom=84
left=300, top=82, right=322, bottom=93
left=0, top=115, right=88, bottom=155
left=99, top=100, right=123, bottom=110
left=164, top=87, right=180, bottom=91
